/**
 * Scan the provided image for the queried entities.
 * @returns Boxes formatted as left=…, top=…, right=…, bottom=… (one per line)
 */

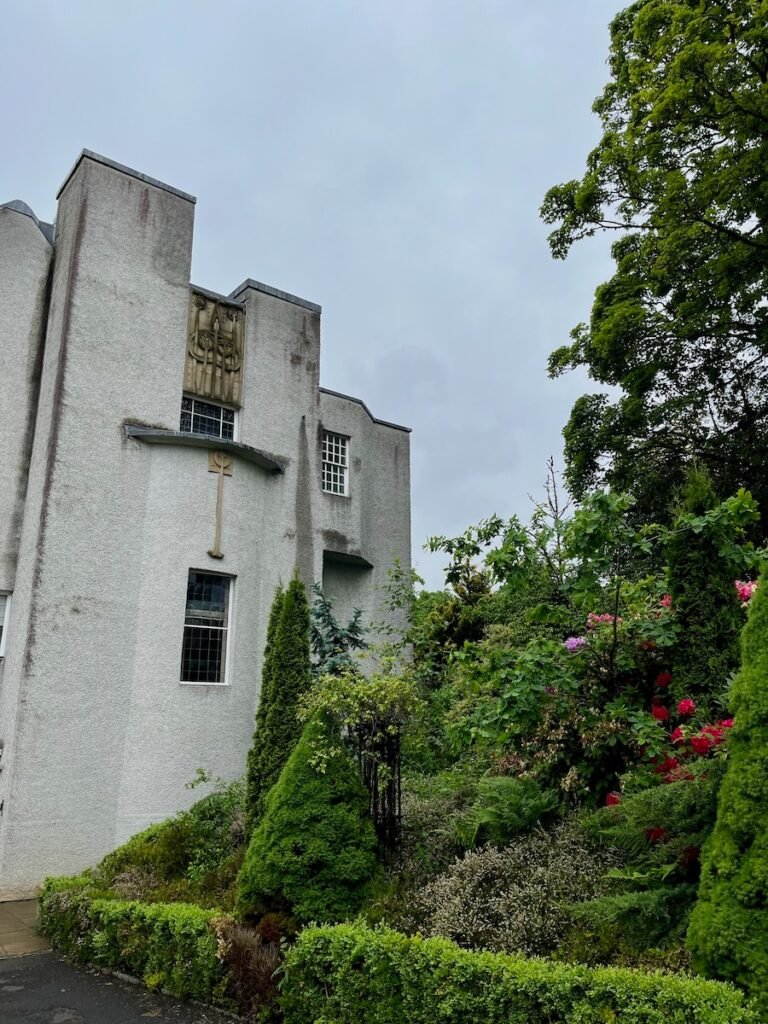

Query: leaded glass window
left=180, top=396, right=235, bottom=440
left=322, top=431, right=349, bottom=495
left=180, top=572, right=230, bottom=684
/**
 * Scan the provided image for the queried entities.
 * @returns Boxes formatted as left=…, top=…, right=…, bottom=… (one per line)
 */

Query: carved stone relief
left=186, top=291, right=244, bottom=406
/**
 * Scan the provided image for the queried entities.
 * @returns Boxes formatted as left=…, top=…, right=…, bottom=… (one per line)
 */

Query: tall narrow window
left=180, top=396, right=235, bottom=440
left=0, top=593, right=10, bottom=657
left=180, top=572, right=231, bottom=684
left=322, top=431, right=349, bottom=495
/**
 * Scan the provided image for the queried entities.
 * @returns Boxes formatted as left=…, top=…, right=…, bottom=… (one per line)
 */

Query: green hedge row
left=282, top=923, right=756, bottom=1024
left=38, top=876, right=233, bottom=1009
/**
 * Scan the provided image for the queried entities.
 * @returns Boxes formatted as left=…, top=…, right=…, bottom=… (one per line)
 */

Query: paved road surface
left=0, top=952, right=235, bottom=1023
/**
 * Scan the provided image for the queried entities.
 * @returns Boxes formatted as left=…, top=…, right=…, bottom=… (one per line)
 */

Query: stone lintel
left=124, top=426, right=285, bottom=473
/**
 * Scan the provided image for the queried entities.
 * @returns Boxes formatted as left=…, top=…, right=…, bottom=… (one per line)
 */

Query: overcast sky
left=2, top=0, right=619, bottom=588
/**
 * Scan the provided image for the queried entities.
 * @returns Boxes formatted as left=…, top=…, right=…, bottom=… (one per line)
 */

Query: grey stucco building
left=0, top=151, right=411, bottom=898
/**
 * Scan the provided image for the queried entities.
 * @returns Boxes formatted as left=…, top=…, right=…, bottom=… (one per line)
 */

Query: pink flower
left=735, top=580, right=758, bottom=603
left=655, top=671, right=673, bottom=688
left=718, top=718, right=734, bottom=729
left=670, top=726, right=686, bottom=745
left=605, top=791, right=622, bottom=807
left=652, top=705, right=670, bottom=722
left=587, top=612, right=622, bottom=629
left=678, top=699, right=696, bottom=717
left=564, top=636, right=586, bottom=653
left=659, top=594, right=673, bottom=608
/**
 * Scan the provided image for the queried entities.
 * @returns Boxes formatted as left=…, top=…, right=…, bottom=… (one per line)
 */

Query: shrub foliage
left=667, top=470, right=748, bottom=710
left=409, top=820, right=616, bottom=957
left=688, top=568, right=768, bottom=1013
left=245, top=576, right=311, bottom=829
left=246, top=583, right=285, bottom=833
left=237, top=717, right=380, bottom=923
left=281, top=922, right=755, bottom=1024
left=38, top=877, right=233, bottom=1008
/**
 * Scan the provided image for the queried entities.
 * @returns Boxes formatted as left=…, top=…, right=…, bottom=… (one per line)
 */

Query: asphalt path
left=0, top=952, right=236, bottom=1023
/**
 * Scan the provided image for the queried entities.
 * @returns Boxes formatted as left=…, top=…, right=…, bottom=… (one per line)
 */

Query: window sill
left=124, top=426, right=286, bottom=474
left=179, top=680, right=229, bottom=687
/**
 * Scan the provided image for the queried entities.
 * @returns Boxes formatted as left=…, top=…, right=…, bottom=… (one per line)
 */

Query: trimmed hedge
left=38, top=877, right=233, bottom=1009
left=281, top=923, right=756, bottom=1024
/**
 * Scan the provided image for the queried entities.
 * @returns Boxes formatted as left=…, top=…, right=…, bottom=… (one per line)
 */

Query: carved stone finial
left=186, top=291, right=244, bottom=407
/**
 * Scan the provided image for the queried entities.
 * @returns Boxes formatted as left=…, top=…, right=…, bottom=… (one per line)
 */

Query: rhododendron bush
left=403, top=468, right=764, bottom=978
left=429, top=477, right=761, bottom=804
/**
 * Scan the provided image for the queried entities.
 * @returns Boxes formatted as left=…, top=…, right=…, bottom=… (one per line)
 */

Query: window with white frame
left=0, top=593, right=11, bottom=657
left=180, top=396, right=235, bottom=440
left=322, top=431, right=349, bottom=495
left=180, top=572, right=231, bottom=684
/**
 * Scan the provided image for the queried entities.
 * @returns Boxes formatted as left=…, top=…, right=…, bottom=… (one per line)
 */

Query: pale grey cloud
left=2, top=0, right=620, bottom=587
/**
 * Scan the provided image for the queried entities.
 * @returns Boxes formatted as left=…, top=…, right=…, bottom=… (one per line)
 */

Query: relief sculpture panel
left=185, top=290, right=244, bottom=406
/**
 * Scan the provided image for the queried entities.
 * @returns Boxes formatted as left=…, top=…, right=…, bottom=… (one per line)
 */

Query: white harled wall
left=0, top=152, right=411, bottom=897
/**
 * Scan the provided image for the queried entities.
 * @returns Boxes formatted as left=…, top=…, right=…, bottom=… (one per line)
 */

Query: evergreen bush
left=38, top=877, right=233, bottom=1008
left=244, top=576, right=311, bottom=829
left=237, top=717, right=380, bottom=923
left=688, top=568, right=768, bottom=1014
left=575, top=770, right=723, bottom=956
left=245, top=583, right=285, bottom=833
left=96, top=779, right=246, bottom=907
left=409, top=820, right=616, bottom=957
left=310, top=582, right=366, bottom=677
left=667, top=470, right=746, bottom=711
left=282, top=922, right=755, bottom=1024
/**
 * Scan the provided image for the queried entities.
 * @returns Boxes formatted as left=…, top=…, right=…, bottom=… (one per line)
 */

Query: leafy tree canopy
left=541, top=0, right=768, bottom=525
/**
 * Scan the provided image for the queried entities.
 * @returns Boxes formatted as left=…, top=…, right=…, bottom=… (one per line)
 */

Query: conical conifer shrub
left=245, top=583, right=285, bottom=834
left=244, top=575, right=310, bottom=831
left=688, top=569, right=768, bottom=1013
left=237, top=716, right=379, bottom=923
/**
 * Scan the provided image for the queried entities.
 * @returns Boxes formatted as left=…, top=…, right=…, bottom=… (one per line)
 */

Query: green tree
left=309, top=583, right=367, bottom=678
left=667, top=470, right=749, bottom=709
left=245, top=584, right=285, bottom=835
left=244, top=575, right=311, bottom=829
left=541, top=0, right=768, bottom=527
left=688, top=568, right=768, bottom=1013
left=237, top=717, right=379, bottom=923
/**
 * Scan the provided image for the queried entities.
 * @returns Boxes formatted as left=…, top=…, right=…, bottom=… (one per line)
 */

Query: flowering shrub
left=564, top=635, right=587, bottom=652
left=408, top=821, right=618, bottom=957
left=735, top=579, right=758, bottom=603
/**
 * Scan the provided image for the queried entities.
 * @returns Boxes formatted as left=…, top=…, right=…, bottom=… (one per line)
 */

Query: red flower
left=645, top=827, right=667, bottom=844
left=655, top=671, right=673, bottom=688
left=670, top=726, right=686, bottom=745
left=702, top=724, right=725, bottom=745
left=691, top=734, right=713, bottom=756
left=678, top=699, right=696, bottom=717
left=718, top=718, right=734, bottom=729
left=659, top=594, right=673, bottom=608
left=651, top=705, right=670, bottom=722
left=605, top=791, right=622, bottom=807
left=661, top=755, right=680, bottom=774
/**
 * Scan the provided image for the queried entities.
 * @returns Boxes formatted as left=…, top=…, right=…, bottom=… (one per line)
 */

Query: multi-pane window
left=322, top=431, right=349, bottom=495
left=0, top=593, right=10, bottom=657
left=180, top=396, right=235, bottom=440
left=180, top=572, right=231, bottom=684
